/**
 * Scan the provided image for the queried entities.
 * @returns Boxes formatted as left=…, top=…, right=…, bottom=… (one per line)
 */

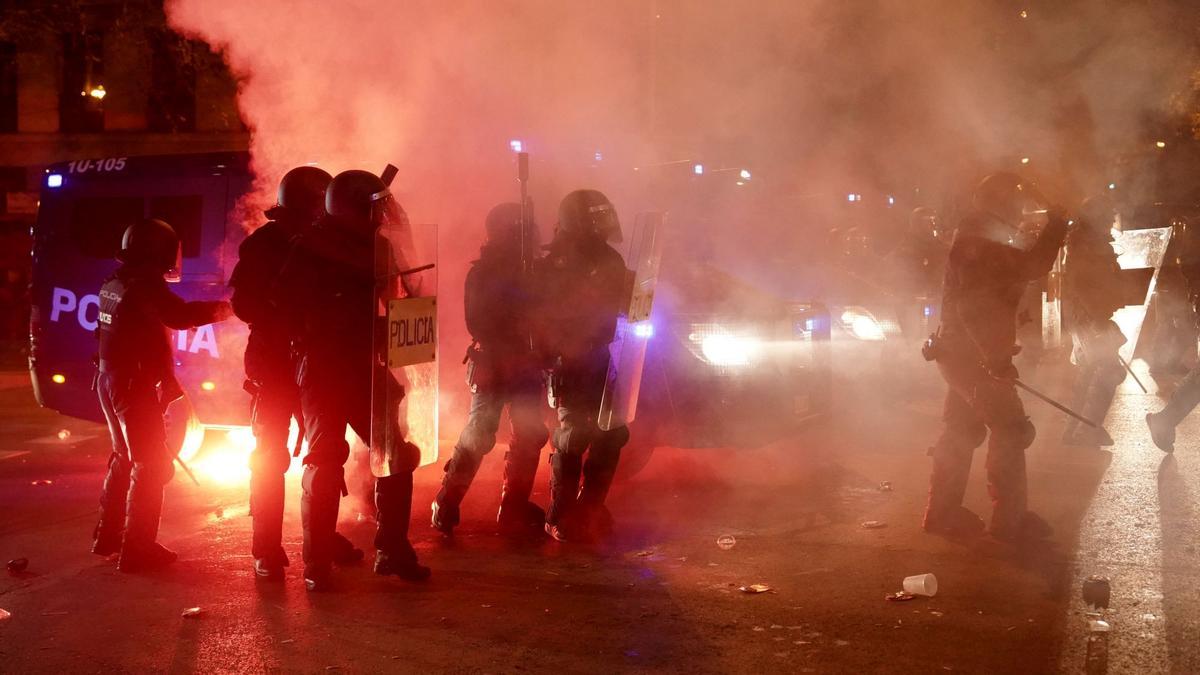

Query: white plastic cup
left=902, top=573, right=938, bottom=597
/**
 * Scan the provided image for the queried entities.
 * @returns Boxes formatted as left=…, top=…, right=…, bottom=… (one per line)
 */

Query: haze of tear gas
left=166, top=0, right=1198, bottom=423
left=167, top=0, right=1198, bottom=256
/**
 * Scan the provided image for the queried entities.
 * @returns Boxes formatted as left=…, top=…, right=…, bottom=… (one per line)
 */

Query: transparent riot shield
left=1111, top=226, right=1172, bottom=362
left=598, top=212, right=666, bottom=431
left=371, top=223, right=438, bottom=477
left=1041, top=250, right=1064, bottom=350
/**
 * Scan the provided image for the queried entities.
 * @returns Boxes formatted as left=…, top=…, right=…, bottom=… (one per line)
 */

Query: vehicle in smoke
left=617, top=259, right=833, bottom=476
left=29, top=152, right=253, bottom=458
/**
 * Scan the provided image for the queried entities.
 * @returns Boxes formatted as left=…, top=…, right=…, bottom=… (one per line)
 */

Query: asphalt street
left=0, top=361, right=1197, bottom=674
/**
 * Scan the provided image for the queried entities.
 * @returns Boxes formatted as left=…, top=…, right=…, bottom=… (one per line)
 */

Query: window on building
left=147, top=30, right=197, bottom=133
left=68, top=195, right=204, bottom=259
left=69, top=196, right=142, bottom=259
left=0, top=42, right=16, bottom=133
left=147, top=195, right=202, bottom=257
left=60, top=32, right=105, bottom=133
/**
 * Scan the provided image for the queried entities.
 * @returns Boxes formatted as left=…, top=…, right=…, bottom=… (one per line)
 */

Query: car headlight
left=687, top=324, right=763, bottom=366
left=840, top=307, right=885, bottom=341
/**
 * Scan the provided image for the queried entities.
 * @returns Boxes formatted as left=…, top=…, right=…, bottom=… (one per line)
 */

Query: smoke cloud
left=165, top=0, right=1199, bottom=419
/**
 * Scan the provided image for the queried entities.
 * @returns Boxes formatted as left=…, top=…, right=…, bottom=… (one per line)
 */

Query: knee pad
left=931, top=421, right=987, bottom=458
left=552, top=426, right=593, bottom=456
left=301, top=464, right=345, bottom=497
left=512, top=424, right=550, bottom=455
left=249, top=447, right=292, bottom=475
left=388, top=440, right=422, bottom=474
left=599, top=425, right=630, bottom=450
left=1001, top=417, right=1037, bottom=451
left=1097, top=363, right=1127, bottom=390
left=131, top=459, right=174, bottom=487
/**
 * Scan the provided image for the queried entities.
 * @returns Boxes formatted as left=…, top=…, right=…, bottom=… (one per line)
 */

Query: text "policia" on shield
left=386, top=297, right=437, bottom=368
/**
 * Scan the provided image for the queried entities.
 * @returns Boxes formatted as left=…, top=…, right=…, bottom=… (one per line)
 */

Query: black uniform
left=434, top=237, right=548, bottom=533
left=538, top=234, right=630, bottom=536
left=93, top=263, right=227, bottom=564
left=229, top=207, right=309, bottom=569
left=926, top=213, right=1067, bottom=538
left=274, top=219, right=420, bottom=581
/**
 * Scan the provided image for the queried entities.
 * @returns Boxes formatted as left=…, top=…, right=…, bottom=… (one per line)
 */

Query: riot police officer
left=432, top=202, right=549, bottom=536
left=1061, top=195, right=1124, bottom=447
left=923, top=173, right=1068, bottom=541
left=92, top=218, right=231, bottom=572
left=275, top=169, right=429, bottom=590
left=537, top=189, right=631, bottom=542
left=1147, top=218, right=1200, bottom=453
left=230, top=166, right=364, bottom=579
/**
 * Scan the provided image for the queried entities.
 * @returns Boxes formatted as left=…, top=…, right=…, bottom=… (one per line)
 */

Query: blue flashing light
left=47, top=174, right=64, bottom=189
left=633, top=322, right=655, bottom=338
left=924, top=305, right=934, bottom=318
left=509, top=139, right=523, bottom=153
left=693, top=163, right=704, bottom=175
left=594, top=151, right=603, bottom=162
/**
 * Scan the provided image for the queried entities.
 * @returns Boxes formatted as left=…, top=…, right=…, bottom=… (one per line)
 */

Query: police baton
left=175, top=454, right=201, bottom=487
left=1006, top=376, right=1101, bottom=429
left=1117, top=354, right=1149, bottom=394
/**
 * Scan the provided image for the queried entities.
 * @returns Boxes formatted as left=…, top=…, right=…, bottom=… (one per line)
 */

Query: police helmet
left=909, top=207, right=941, bottom=240
left=119, top=218, right=181, bottom=277
left=326, top=169, right=391, bottom=224
left=277, top=166, right=332, bottom=219
left=484, top=201, right=540, bottom=247
left=972, top=172, right=1049, bottom=228
left=1079, top=195, right=1117, bottom=233
left=557, top=189, right=621, bottom=243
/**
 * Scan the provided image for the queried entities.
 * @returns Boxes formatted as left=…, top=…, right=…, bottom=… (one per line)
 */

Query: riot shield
left=370, top=223, right=438, bottom=477
left=1111, top=226, right=1172, bottom=362
left=598, top=212, right=666, bottom=431
left=1041, top=250, right=1064, bottom=350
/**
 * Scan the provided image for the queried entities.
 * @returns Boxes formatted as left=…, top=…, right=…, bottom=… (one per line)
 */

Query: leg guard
left=578, top=425, right=629, bottom=509
left=249, top=381, right=295, bottom=562
left=1080, top=361, right=1124, bottom=429
left=122, top=459, right=172, bottom=553
left=434, top=447, right=483, bottom=515
left=924, top=389, right=986, bottom=523
left=300, top=464, right=344, bottom=570
left=501, top=406, right=549, bottom=508
left=374, top=472, right=417, bottom=562
left=1160, top=364, right=1200, bottom=426
left=985, top=416, right=1035, bottom=534
left=94, top=452, right=132, bottom=554
left=546, top=451, right=584, bottom=526
left=250, top=469, right=287, bottom=563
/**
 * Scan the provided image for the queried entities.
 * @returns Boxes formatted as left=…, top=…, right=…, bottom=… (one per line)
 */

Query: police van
left=30, top=152, right=254, bottom=450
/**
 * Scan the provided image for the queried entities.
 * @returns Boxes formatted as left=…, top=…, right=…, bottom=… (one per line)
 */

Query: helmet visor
left=164, top=242, right=183, bottom=283
left=589, top=203, right=622, bottom=243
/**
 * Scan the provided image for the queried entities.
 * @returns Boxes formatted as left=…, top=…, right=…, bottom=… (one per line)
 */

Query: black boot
left=374, top=472, right=427, bottom=580
left=250, top=470, right=289, bottom=578
left=301, top=464, right=343, bottom=591
left=431, top=448, right=481, bottom=535
left=93, top=454, right=131, bottom=557
left=545, top=452, right=583, bottom=542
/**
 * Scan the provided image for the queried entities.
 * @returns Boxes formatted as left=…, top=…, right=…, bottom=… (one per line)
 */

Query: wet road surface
left=0, top=364, right=1197, bottom=673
